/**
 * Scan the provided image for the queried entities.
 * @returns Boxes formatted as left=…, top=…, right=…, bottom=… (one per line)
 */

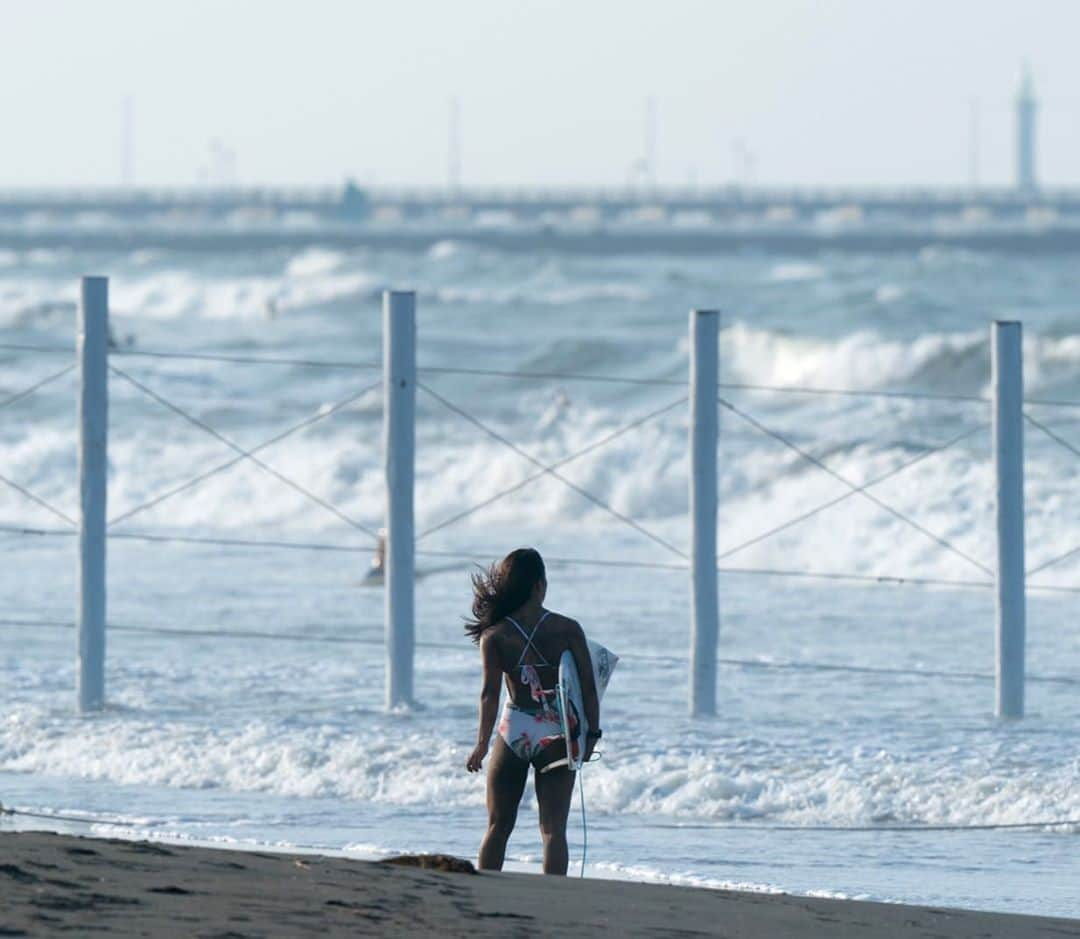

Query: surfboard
left=551, top=639, right=618, bottom=772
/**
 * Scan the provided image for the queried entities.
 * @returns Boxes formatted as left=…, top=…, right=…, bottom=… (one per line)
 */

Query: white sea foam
left=769, top=261, right=825, bottom=282
left=285, top=248, right=345, bottom=279
left=434, top=281, right=650, bottom=306
left=107, top=269, right=378, bottom=320
left=3, top=692, right=1078, bottom=829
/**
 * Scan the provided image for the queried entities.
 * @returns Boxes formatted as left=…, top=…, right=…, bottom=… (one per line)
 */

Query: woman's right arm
left=466, top=631, right=502, bottom=772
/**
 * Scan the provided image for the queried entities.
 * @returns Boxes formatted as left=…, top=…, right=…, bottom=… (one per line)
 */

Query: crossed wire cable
left=107, top=365, right=381, bottom=539
left=0, top=364, right=78, bottom=526
left=1023, top=412, right=1080, bottom=578
left=417, top=395, right=688, bottom=541
left=716, top=422, right=989, bottom=563
left=417, top=379, right=687, bottom=559
left=717, top=395, right=993, bottom=577
left=3, top=344, right=1079, bottom=592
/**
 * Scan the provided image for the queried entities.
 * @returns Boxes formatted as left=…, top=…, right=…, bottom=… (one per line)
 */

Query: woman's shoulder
left=544, top=611, right=583, bottom=636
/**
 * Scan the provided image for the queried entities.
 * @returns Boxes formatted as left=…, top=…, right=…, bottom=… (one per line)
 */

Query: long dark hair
left=465, top=548, right=546, bottom=644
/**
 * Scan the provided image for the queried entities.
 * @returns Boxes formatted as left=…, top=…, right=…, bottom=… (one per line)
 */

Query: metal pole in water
left=689, top=309, right=720, bottom=716
left=992, top=320, right=1026, bottom=719
left=383, top=290, right=416, bottom=710
left=77, top=276, right=109, bottom=713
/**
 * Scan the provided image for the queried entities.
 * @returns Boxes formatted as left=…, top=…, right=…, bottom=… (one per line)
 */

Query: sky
left=2, top=0, right=1080, bottom=188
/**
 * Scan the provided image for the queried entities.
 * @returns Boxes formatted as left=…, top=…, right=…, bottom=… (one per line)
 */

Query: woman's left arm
left=466, top=632, right=502, bottom=772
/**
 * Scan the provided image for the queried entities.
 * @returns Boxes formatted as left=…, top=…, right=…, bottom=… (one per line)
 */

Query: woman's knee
left=487, top=811, right=518, bottom=839
left=537, top=812, right=567, bottom=840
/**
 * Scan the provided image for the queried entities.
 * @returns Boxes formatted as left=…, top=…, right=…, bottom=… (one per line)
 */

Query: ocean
left=1, top=236, right=1078, bottom=916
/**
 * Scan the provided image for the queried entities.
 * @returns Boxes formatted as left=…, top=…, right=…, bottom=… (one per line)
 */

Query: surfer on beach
left=464, top=548, right=600, bottom=875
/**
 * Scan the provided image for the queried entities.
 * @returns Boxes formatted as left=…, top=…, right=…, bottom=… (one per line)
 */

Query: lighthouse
left=1016, top=66, right=1037, bottom=192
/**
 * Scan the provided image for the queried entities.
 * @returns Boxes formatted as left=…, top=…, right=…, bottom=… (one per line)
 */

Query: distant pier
left=3, top=183, right=1080, bottom=253
left=2, top=182, right=1080, bottom=222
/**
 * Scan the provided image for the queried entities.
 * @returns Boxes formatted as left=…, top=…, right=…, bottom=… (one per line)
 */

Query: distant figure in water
left=464, top=548, right=599, bottom=875
left=362, top=530, right=387, bottom=585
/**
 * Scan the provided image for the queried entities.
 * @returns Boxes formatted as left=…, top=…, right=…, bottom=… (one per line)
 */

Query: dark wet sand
left=0, top=831, right=1076, bottom=937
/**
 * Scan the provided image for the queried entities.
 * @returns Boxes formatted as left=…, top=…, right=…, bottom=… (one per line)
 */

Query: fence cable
left=718, top=423, right=988, bottom=562
left=637, top=818, right=1080, bottom=834
left=417, top=363, right=1080, bottom=409
left=718, top=396, right=993, bottom=577
left=1025, top=411, right=1080, bottom=460
left=111, top=347, right=380, bottom=371
left=0, top=364, right=75, bottom=412
left=416, top=548, right=688, bottom=571
left=417, top=395, right=687, bottom=540
left=1028, top=544, right=1080, bottom=579
left=0, top=523, right=73, bottom=538
left=0, top=365, right=79, bottom=525
left=7, top=526, right=1074, bottom=593
left=7, top=616, right=1080, bottom=685
left=108, top=365, right=380, bottom=539
left=1020, top=412, right=1080, bottom=579
left=0, top=473, right=76, bottom=527
left=108, top=379, right=381, bottom=527
left=109, top=531, right=371, bottom=554
left=3, top=800, right=1076, bottom=837
left=3, top=340, right=1080, bottom=409
left=0, top=342, right=72, bottom=357
left=0, top=617, right=454, bottom=651
left=3, top=801, right=1078, bottom=836
left=417, top=547, right=1076, bottom=593
left=419, top=364, right=684, bottom=389
left=417, top=380, right=687, bottom=559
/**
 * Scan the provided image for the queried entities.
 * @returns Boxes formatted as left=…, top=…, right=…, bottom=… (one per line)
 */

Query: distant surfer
left=361, top=529, right=387, bottom=586
left=464, top=548, right=600, bottom=875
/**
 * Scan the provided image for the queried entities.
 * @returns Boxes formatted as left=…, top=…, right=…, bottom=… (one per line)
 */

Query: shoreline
left=1, top=831, right=1076, bottom=937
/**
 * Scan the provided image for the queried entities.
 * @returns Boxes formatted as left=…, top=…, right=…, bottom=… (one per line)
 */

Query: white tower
left=1016, top=66, right=1037, bottom=192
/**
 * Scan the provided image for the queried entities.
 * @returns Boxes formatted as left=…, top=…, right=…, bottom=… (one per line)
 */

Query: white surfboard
left=550, top=639, right=618, bottom=772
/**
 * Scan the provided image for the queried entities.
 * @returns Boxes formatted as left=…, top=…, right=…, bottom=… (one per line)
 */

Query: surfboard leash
left=578, top=768, right=587, bottom=879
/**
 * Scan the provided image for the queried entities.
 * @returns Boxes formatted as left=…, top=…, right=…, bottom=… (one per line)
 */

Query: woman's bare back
left=489, top=610, right=577, bottom=708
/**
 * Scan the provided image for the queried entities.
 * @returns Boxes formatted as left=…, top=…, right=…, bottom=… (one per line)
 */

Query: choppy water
left=1, top=238, right=1079, bottom=917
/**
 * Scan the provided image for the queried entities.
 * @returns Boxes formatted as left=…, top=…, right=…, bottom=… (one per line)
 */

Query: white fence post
left=992, top=320, right=1026, bottom=719
left=77, top=276, right=108, bottom=712
left=690, top=309, right=720, bottom=716
left=384, top=290, right=416, bottom=709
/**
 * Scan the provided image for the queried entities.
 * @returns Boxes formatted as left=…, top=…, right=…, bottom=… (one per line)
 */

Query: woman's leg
left=534, top=764, right=575, bottom=875
left=478, top=736, right=529, bottom=870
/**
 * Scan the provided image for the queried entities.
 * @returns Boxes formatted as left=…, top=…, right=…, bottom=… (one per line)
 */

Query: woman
left=464, top=548, right=600, bottom=875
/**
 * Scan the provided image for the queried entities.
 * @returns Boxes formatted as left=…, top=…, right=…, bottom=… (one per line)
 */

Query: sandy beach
left=0, top=832, right=1075, bottom=938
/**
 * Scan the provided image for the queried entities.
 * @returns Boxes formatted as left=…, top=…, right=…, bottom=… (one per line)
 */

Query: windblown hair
left=465, top=548, right=546, bottom=644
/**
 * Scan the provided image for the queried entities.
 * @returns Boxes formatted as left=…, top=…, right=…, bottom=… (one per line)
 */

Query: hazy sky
left=3, top=0, right=1080, bottom=188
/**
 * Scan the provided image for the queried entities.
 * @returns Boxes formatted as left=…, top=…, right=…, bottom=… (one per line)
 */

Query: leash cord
left=579, top=767, right=587, bottom=878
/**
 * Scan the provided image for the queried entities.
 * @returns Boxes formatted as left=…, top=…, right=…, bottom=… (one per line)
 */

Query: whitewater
left=1, top=239, right=1078, bottom=917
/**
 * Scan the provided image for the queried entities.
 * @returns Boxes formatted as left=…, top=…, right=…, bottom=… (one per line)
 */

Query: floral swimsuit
left=496, top=611, right=564, bottom=765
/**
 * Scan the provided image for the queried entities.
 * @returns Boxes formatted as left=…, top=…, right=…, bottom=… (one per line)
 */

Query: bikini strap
left=507, top=610, right=552, bottom=670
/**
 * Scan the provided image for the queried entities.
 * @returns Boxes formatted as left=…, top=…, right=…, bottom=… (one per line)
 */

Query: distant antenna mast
left=121, top=95, right=135, bottom=188
left=448, top=97, right=461, bottom=193
left=968, top=97, right=980, bottom=188
left=644, top=96, right=657, bottom=188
